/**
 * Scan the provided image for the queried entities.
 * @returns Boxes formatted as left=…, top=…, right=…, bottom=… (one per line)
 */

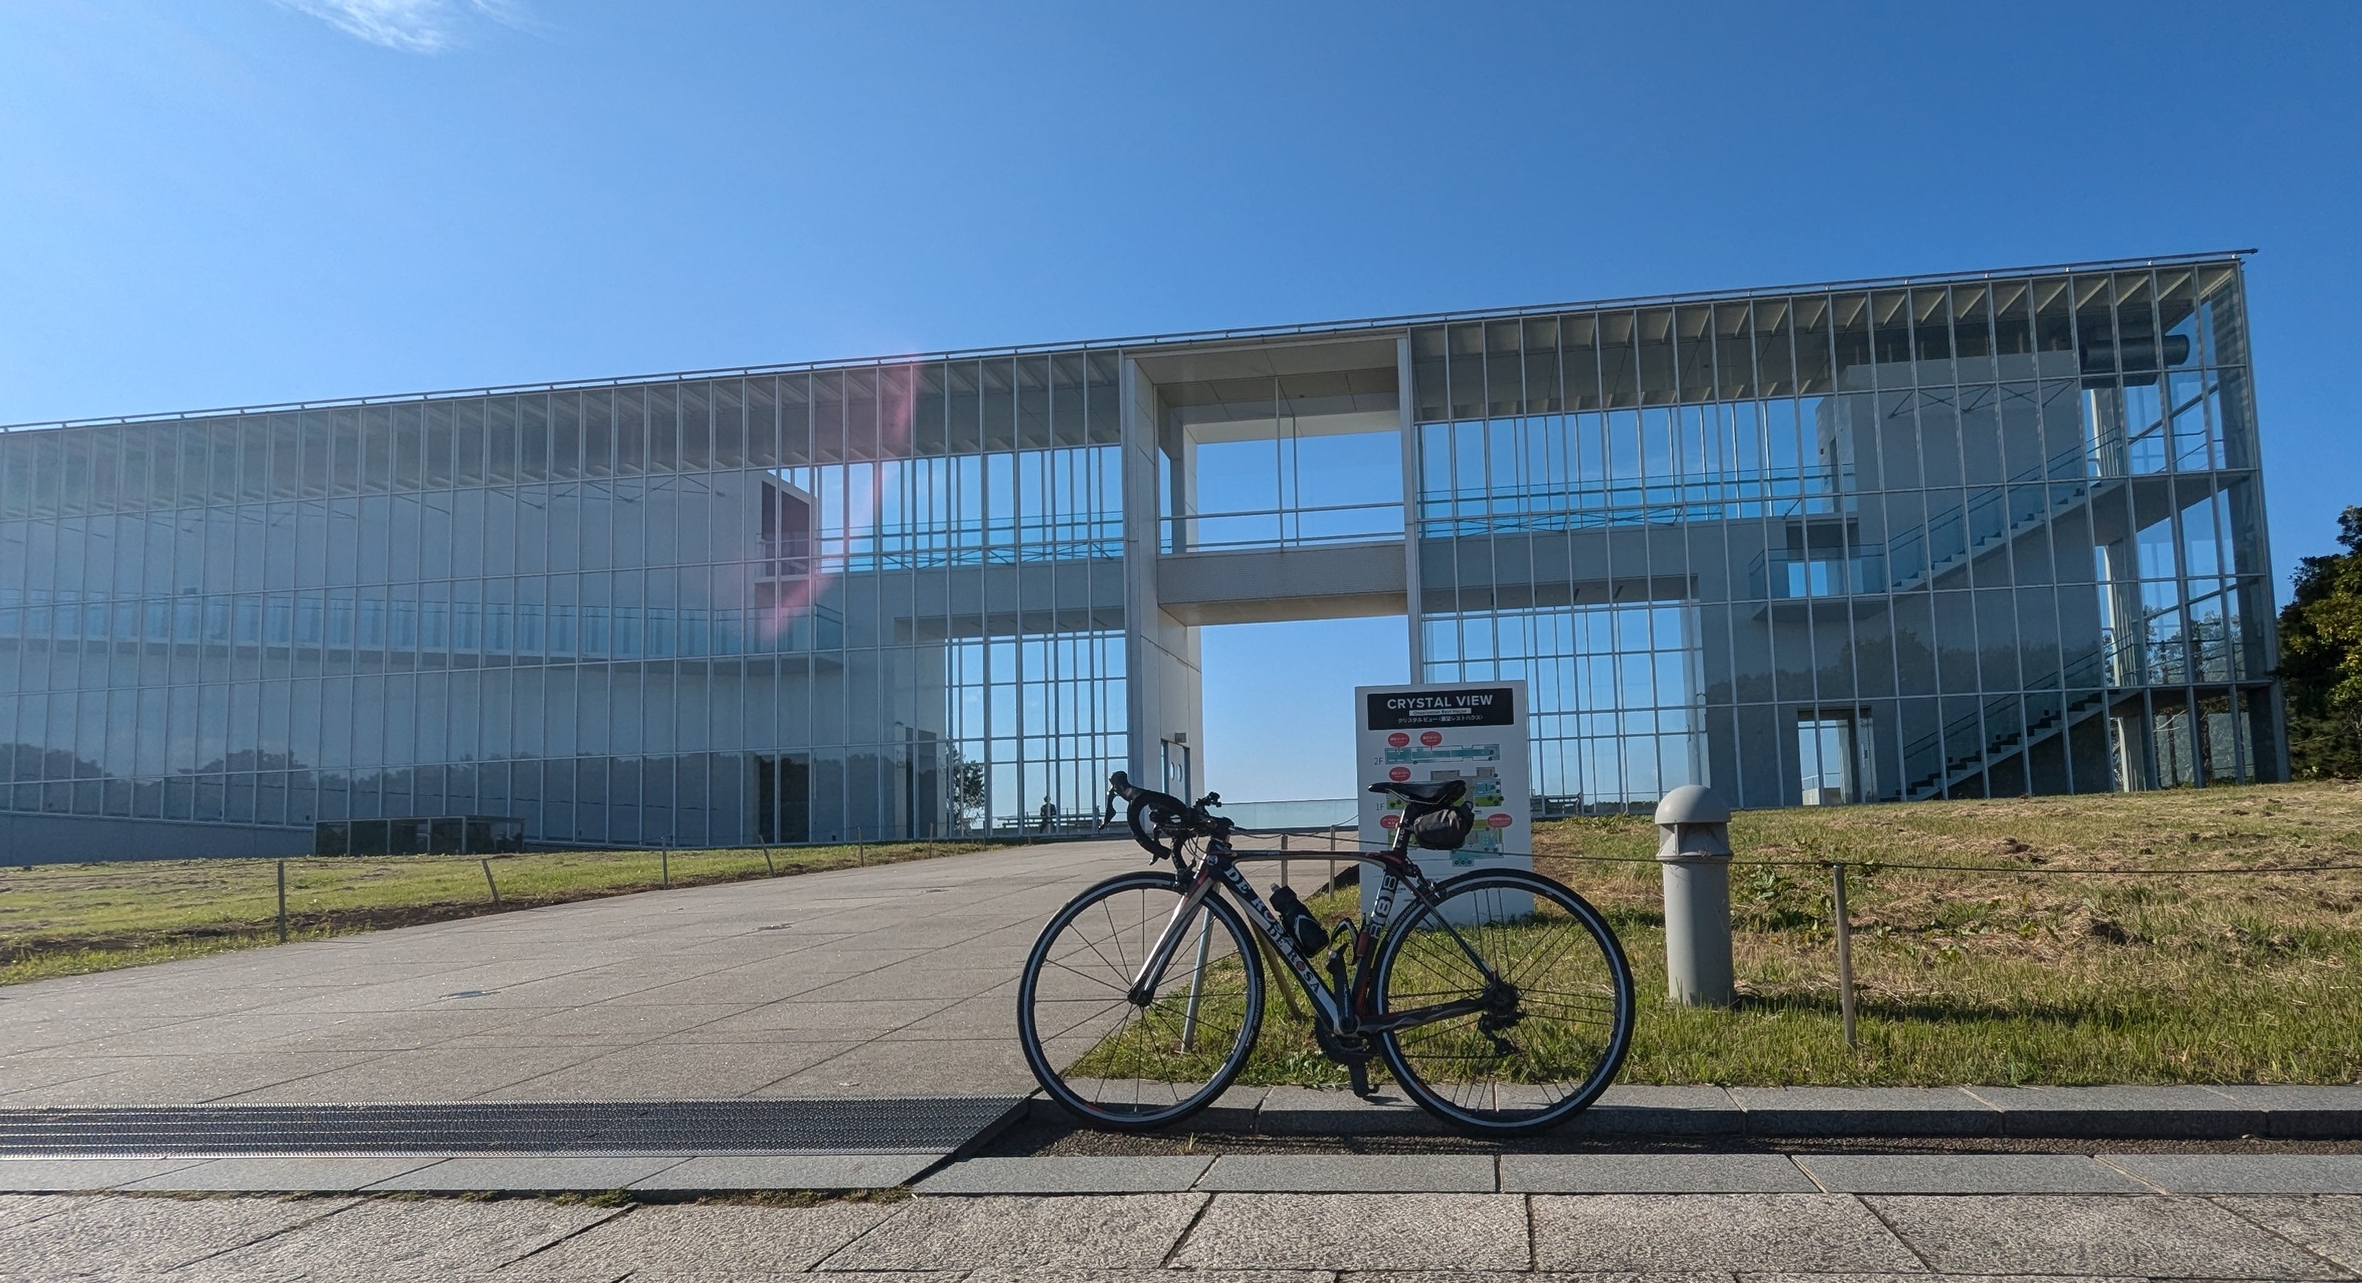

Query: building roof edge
left=1, top=250, right=2256, bottom=434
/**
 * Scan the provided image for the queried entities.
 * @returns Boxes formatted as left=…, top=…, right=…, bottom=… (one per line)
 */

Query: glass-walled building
left=0, top=253, right=2281, bottom=858
left=1408, top=262, right=2274, bottom=809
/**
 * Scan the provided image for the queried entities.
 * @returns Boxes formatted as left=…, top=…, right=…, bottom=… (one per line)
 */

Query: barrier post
left=660, top=844, right=670, bottom=889
left=1178, top=912, right=1214, bottom=1050
left=481, top=858, right=502, bottom=908
left=1831, top=862, right=1858, bottom=1047
left=1654, top=784, right=1734, bottom=1006
left=276, top=860, right=288, bottom=943
left=762, top=847, right=776, bottom=876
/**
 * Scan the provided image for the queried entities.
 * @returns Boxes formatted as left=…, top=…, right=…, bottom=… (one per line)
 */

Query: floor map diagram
left=1354, top=680, right=1531, bottom=911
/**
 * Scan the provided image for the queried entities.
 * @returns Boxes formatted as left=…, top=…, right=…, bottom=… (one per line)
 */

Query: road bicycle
left=1015, top=770, right=1635, bottom=1137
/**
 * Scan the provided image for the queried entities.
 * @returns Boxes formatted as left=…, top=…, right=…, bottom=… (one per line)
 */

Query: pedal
left=1347, top=1059, right=1377, bottom=1099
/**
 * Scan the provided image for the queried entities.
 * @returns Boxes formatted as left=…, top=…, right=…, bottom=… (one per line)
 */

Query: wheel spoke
left=1375, top=872, right=1631, bottom=1136
left=1019, top=877, right=1263, bottom=1129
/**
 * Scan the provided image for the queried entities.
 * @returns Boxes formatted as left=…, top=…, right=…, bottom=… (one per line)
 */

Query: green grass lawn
left=1565, top=779, right=2362, bottom=1084
left=0, top=840, right=993, bottom=986
left=13, top=781, right=2362, bottom=1087
left=1212, top=780, right=2362, bottom=1087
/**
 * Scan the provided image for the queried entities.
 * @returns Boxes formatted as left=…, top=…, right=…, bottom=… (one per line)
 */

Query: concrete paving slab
left=750, top=1037, right=1037, bottom=1097
left=1736, top=1276, right=2136, bottom=1283
left=470, top=1040, right=866, bottom=1100
left=917, top=1156, right=1215, bottom=1194
left=1329, top=1277, right=1738, bottom=1283
left=1027, top=1084, right=1265, bottom=1132
left=508, top=1201, right=896, bottom=1277
left=2205, top=1085, right=2362, bottom=1138
left=363, top=1155, right=688, bottom=1191
left=1565, top=1084, right=1745, bottom=1135
left=962, top=1271, right=1334, bottom=1283
left=2214, top=1195, right=2362, bottom=1273
left=1962, top=1085, right=2267, bottom=1138
left=820, top=1193, right=1207, bottom=1270
left=1198, top=1154, right=1496, bottom=1192
left=0, top=1192, right=356, bottom=1275
left=121, top=1156, right=441, bottom=1191
left=0, top=1054, right=153, bottom=1096
left=0, top=1194, right=70, bottom=1232
left=1866, top=1193, right=2348, bottom=1277
left=179, top=1195, right=620, bottom=1280
left=0, top=840, right=1143, bottom=1109
left=0, top=1051, right=384, bottom=1107
left=0, top=1157, right=212, bottom=1191
left=627, top=1153, right=936, bottom=1191
left=1529, top=1194, right=1923, bottom=1273
left=486, top=1001, right=752, bottom=1043
left=215, top=1045, right=615, bottom=1104
left=2104, top=1153, right=2362, bottom=1193
left=1503, top=1153, right=1813, bottom=1193
left=1728, top=1086, right=1999, bottom=1137
left=1255, top=1085, right=1451, bottom=1134
left=670, top=999, right=964, bottom=1043
left=1794, top=1154, right=2150, bottom=1194
left=1170, top=1192, right=1530, bottom=1272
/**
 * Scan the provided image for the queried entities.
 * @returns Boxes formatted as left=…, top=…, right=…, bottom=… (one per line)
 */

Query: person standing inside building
left=1038, top=796, right=1057, bottom=835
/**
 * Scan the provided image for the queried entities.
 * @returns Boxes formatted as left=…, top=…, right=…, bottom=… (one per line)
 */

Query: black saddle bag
left=1405, top=802, right=1477, bottom=851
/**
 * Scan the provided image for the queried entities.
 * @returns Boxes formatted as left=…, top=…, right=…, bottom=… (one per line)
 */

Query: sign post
left=1354, top=679, right=1530, bottom=920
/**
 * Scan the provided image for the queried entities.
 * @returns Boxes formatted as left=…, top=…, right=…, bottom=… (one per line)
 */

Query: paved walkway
left=0, top=839, right=1142, bottom=1108
left=919, top=1151, right=2362, bottom=1196
left=3, top=1186, right=2360, bottom=1278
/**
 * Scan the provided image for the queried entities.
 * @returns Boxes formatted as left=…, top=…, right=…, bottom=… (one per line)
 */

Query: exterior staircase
left=1898, top=651, right=2112, bottom=801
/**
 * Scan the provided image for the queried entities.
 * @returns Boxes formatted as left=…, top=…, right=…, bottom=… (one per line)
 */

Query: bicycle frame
left=1123, top=829, right=1506, bottom=1042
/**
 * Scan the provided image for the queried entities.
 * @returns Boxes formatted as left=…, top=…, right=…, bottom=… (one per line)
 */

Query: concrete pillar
left=1654, top=783, right=1734, bottom=1007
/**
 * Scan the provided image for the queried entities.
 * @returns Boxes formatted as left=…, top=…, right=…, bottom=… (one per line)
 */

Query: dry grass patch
left=1520, top=780, right=2362, bottom=1085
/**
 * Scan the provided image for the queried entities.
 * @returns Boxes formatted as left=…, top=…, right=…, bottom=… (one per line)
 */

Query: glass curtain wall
left=0, top=257, right=2278, bottom=851
left=1411, top=262, right=2274, bottom=811
left=0, top=355, right=1129, bottom=845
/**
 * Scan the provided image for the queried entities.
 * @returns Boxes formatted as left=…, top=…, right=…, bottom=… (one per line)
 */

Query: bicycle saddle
left=1366, top=779, right=1469, bottom=805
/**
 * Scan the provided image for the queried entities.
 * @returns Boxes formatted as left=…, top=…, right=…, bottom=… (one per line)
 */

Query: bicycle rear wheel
left=1017, top=870, right=1264, bottom=1130
left=1372, top=868, right=1633, bottom=1136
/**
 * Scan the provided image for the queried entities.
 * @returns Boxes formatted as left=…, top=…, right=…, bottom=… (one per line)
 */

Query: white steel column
left=1120, top=354, right=1159, bottom=787
left=1398, top=333, right=1423, bottom=680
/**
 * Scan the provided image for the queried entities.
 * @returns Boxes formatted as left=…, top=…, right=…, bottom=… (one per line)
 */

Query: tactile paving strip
left=0, top=1096, right=1025, bottom=1156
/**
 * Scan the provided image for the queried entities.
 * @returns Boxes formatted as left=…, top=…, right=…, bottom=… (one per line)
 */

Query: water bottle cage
left=1268, top=886, right=1328, bottom=957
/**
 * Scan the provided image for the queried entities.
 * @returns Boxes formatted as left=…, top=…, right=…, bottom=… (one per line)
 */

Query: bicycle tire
left=1371, top=867, right=1634, bottom=1137
left=1017, top=870, right=1265, bottom=1130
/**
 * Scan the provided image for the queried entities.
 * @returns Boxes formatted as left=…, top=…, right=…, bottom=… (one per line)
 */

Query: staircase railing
left=1897, top=649, right=2113, bottom=801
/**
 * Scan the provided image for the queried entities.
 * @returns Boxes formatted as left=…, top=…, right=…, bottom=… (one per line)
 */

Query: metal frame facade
left=0, top=253, right=2280, bottom=855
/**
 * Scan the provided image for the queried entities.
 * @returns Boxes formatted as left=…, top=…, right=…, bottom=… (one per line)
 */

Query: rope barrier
left=1224, top=833, right=2362, bottom=876
left=1222, top=814, right=2362, bottom=1056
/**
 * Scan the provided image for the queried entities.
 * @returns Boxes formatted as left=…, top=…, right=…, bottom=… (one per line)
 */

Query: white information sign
left=1355, top=680, right=1530, bottom=916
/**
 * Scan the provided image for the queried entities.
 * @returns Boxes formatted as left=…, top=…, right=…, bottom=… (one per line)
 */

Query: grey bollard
left=1654, top=784, right=1734, bottom=1007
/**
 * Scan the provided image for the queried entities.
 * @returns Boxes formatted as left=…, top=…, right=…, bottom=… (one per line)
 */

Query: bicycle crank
left=1311, top=1024, right=1382, bottom=1099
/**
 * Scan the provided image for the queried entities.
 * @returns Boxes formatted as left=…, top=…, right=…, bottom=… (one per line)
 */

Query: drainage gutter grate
left=0, top=1097, right=1026, bottom=1157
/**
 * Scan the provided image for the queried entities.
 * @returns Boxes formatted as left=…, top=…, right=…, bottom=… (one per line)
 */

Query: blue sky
left=4, top=2, right=2356, bottom=799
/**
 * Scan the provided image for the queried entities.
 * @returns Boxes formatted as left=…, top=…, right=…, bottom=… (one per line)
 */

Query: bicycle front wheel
left=1017, top=871, right=1264, bottom=1130
left=1372, top=868, right=1633, bottom=1136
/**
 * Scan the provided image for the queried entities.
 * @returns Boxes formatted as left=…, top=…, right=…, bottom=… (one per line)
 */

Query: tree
left=944, top=746, right=989, bottom=834
left=2279, top=505, right=2362, bottom=778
